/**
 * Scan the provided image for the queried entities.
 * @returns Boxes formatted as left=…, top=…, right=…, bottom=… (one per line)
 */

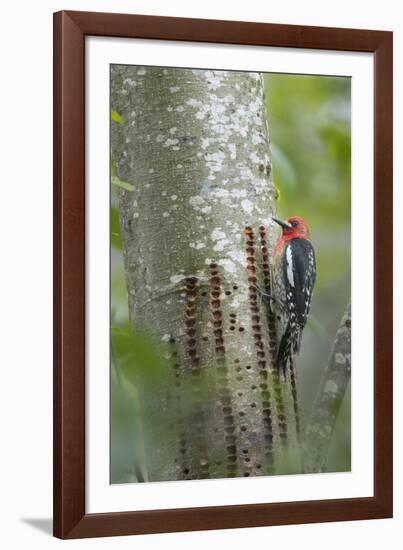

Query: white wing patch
left=286, top=246, right=295, bottom=287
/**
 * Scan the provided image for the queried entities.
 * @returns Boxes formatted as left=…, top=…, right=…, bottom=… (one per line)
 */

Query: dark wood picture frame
left=53, top=10, right=393, bottom=539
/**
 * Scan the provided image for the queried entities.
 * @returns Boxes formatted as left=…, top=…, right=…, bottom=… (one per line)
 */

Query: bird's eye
left=291, top=220, right=299, bottom=227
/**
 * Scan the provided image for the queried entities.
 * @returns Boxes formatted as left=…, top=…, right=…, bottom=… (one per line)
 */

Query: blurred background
left=111, top=72, right=351, bottom=482
left=265, top=74, right=351, bottom=472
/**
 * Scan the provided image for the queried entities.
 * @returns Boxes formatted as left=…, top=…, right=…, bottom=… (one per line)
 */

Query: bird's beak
left=272, top=216, right=292, bottom=229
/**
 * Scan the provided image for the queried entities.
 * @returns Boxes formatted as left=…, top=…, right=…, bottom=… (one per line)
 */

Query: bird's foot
left=253, top=282, right=275, bottom=301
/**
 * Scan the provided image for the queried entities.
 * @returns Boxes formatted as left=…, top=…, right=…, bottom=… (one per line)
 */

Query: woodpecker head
left=272, top=216, right=311, bottom=240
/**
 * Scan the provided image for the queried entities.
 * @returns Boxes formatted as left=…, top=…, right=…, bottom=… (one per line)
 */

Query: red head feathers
left=272, top=216, right=311, bottom=256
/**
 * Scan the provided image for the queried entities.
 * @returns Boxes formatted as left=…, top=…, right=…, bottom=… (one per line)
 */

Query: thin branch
left=304, top=303, right=351, bottom=473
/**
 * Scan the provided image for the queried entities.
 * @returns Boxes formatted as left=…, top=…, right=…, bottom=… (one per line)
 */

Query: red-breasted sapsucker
left=271, top=216, right=316, bottom=375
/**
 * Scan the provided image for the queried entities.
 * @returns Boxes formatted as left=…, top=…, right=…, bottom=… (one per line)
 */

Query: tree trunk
left=111, top=66, right=299, bottom=481
left=304, top=303, right=351, bottom=472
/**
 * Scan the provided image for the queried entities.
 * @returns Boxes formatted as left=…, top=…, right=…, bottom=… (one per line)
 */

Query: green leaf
left=111, top=176, right=134, bottom=192
left=111, top=158, right=117, bottom=177
left=111, top=207, right=122, bottom=250
left=111, top=325, right=169, bottom=386
left=111, top=110, right=124, bottom=125
left=271, top=143, right=297, bottom=192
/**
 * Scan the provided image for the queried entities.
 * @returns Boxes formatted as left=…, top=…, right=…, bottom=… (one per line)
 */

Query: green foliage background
left=111, top=72, right=351, bottom=482
left=265, top=74, right=351, bottom=472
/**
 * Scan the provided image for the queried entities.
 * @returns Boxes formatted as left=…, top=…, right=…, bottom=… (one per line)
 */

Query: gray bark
left=304, top=303, right=351, bottom=473
left=111, top=66, right=299, bottom=481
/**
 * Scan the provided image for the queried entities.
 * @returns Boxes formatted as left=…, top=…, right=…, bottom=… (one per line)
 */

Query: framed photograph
left=53, top=10, right=393, bottom=539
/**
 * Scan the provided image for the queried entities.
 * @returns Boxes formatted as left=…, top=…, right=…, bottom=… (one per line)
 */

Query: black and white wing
left=282, top=238, right=316, bottom=348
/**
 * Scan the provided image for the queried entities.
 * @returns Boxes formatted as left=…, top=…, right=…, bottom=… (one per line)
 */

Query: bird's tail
left=275, top=322, right=293, bottom=377
left=276, top=324, right=302, bottom=442
left=289, top=356, right=302, bottom=442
